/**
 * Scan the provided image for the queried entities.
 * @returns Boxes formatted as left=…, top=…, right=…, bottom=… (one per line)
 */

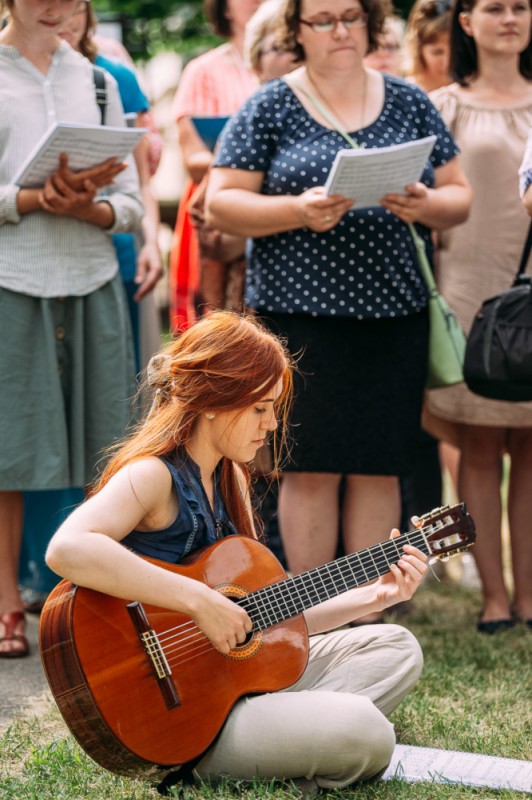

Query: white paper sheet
left=382, top=744, right=532, bottom=792
left=324, top=135, right=437, bottom=210
left=12, top=122, right=147, bottom=188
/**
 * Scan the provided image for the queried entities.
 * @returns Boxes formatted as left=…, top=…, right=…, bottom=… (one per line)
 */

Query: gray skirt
left=0, top=275, right=136, bottom=490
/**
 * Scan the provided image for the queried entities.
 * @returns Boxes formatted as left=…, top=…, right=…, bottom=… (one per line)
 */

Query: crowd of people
left=1, top=0, right=531, bottom=787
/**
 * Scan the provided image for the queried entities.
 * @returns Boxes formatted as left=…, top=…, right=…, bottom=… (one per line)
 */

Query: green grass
left=0, top=581, right=530, bottom=800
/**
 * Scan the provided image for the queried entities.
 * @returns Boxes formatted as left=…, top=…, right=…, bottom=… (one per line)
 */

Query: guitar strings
left=148, top=528, right=433, bottom=670
left=150, top=529, right=431, bottom=653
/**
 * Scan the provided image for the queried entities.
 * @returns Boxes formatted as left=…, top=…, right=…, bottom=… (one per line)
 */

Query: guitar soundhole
left=235, top=631, right=254, bottom=649
left=217, top=583, right=263, bottom=661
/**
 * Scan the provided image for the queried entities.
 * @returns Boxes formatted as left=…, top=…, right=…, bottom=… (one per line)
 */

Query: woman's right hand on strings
left=190, top=583, right=253, bottom=655
left=294, top=186, right=353, bottom=233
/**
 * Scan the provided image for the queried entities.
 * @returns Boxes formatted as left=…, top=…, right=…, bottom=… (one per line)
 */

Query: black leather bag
left=463, top=223, right=532, bottom=401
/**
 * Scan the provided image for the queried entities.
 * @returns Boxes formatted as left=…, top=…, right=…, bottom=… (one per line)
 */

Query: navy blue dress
left=122, top=451, right=237, bottom=563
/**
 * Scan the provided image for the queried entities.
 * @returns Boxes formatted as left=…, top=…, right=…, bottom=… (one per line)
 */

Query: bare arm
left=131, top=118, right=163, bottom=300
left=46, top=459, right=251, bottom=654
left=206, top=167, right=353, bottom=237
left=177, top=116, right=213, bottom=185
left=380, top=157, right=472, bottom=231
left=523, top=185, right=532, bottom=216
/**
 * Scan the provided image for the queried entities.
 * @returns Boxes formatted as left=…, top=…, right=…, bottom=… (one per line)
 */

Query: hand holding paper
left=380, top=181, right=431, bottom=224
left=324, top=136, right=437, bottom=211
left=40, top=168, right=98, bottom=218
left=295, top=186, right=353, bottom=233
left=53, top=153, right=127, bottom=193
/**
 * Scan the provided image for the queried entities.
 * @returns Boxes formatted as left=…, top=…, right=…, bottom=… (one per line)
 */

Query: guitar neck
left=239, top=529, right=430, bottom=631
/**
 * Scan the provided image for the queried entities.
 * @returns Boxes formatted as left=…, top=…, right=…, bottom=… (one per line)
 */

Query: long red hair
left=92, top=312, right=294, bottom=538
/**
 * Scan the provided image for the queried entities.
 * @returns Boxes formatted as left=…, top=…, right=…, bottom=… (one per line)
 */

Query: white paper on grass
left=324, top=135, right=437, bottom=210
left=382, top=744, right=532, bottom=792
left=12, top=122, right=147, bottom=188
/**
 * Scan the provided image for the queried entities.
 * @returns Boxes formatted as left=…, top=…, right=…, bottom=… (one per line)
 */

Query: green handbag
left=409, top=224, right=466, bottom=389
left=294, top=81, right=466, bottom=389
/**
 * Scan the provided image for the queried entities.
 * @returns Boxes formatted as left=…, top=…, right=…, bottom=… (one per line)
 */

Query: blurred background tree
left=93, top=0, right=414, bottom=61
left=93, top=1, right=217, bottom=60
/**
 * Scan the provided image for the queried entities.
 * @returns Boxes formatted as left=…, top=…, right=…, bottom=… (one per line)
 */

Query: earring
left=206, top=413, right=215, bottom=420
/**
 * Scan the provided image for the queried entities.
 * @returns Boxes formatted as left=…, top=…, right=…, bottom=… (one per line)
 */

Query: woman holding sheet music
left=0, top=0, right=142, bottom=657
left=206, top=0, right=471, bottom=617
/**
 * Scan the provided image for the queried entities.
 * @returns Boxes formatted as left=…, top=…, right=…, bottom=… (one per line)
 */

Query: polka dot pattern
left=214, top=75, right=460, bottom=319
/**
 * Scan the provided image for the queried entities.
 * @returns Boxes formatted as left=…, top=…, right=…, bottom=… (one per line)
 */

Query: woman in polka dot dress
left=206, top=0, right=471, bottom=606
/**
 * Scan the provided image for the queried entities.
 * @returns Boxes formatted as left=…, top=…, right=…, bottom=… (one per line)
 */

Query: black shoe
left=477, top=617, right=516, bottom=635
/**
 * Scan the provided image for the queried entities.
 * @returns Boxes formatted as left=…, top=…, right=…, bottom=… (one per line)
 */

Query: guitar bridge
left=140, top=629, right=172, bottom=680
left=127, top=602, right=181, bottom=710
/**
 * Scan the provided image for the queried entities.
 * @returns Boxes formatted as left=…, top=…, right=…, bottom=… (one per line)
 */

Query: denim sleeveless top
left=121, top=450, right=238, bottom=564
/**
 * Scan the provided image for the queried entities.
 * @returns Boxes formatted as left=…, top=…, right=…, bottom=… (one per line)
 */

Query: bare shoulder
left=124, top=457, right=173, bottom=510
left=56, top=458, right=175, bottom=544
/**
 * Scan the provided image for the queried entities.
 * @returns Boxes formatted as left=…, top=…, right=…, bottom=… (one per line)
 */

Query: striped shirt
left=172, top=43, right=259, bottom=120
left=0, top=41, right=143, bottom=298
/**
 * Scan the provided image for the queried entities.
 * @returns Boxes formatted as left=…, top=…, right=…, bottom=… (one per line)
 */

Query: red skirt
left=169, top=179, right=200, bottom=332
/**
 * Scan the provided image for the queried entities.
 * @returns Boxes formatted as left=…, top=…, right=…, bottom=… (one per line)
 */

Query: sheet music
left=325, top=135, right=437, bottom=210
left=12, top=122, right=147, bottom=188
left=382, top=744, right=532, bottom=792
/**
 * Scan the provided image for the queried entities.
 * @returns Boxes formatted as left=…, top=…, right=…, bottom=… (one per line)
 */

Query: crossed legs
left=195, top=624, right=423, bottom=789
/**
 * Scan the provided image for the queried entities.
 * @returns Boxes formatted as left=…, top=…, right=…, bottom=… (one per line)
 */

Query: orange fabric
left=169, top=179, right=200, bottom=332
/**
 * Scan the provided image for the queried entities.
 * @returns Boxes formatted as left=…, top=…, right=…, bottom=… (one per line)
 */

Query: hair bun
left=146, top=353, right=173, bottom=394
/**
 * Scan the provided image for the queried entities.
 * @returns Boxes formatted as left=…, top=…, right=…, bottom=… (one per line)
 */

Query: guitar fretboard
left=238, top=529, right=430, bottom=631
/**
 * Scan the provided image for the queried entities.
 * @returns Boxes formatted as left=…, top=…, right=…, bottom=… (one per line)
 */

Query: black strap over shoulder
left=92, top=65, right=108, bottom=126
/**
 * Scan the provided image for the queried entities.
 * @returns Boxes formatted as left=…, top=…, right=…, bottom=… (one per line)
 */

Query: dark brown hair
left=77, top=1, right=99, bottom=62
left=279, top=0, right=392, bottom=59
left=204, top=0, right=232, bottom=38
left=406, top=0, right=452, bottom=76
left=450, top=0, right=532, bottom=85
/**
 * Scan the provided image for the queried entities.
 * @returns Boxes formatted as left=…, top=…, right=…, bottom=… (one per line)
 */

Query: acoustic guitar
left=39, top=503, right=475, bottom=779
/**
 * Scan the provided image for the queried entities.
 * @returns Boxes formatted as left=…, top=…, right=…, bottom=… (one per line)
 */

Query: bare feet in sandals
left=0, top=611, right=30, bottom=658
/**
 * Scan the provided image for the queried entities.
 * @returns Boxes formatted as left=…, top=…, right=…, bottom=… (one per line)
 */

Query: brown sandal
left=0, top=611, right=30, bottom=658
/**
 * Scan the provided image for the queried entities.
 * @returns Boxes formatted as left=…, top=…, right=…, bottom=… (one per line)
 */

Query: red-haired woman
left=46, top=311, right=427, bottom=791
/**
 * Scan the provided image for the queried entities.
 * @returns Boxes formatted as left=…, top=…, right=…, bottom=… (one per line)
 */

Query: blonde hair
left=244, top=0, right=285, bottom=73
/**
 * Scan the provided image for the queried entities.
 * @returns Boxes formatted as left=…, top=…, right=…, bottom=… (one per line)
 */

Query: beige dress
left=424, top=83, right=532, bottom=446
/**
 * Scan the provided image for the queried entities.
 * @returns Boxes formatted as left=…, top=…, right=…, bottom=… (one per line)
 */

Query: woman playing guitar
left=45, top=310, right=427, bottom=792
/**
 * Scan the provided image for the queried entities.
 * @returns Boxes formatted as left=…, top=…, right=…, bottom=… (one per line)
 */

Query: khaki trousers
left=195, top=624, right=423, bottom=789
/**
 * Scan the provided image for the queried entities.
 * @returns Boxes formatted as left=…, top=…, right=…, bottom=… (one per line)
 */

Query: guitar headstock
left=414, top=503, right=476, bottom=561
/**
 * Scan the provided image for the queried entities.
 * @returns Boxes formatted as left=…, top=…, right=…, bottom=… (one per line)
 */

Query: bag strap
left=92, top=66, right=108, bottom=126
left=516, top=221, right=532, bottom=280
left=293, top=80, right=437, bottom=294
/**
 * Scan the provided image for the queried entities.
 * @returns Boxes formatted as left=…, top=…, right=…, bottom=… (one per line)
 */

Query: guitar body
left=39, top=537, right=309, bottom=778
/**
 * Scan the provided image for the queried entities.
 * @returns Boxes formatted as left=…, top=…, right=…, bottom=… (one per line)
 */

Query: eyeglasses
left=299, top=11, right=368, bottom=33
